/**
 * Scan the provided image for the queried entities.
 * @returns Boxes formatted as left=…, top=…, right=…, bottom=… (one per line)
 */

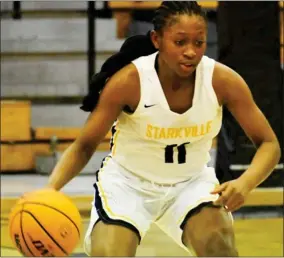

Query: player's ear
left=150, top=30, right=160, bottom=50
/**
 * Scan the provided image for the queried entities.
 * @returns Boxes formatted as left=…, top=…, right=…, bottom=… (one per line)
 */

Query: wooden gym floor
left=1, top=174, right=283, bottom=257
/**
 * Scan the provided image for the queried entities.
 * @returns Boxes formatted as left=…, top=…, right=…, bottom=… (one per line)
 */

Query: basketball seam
left=23, top=201, right=80, bottom=238
left=9, top=211, right=20, bottom=238
left=20, top=210, right=36, bottom=256
left=22, top=210, right=68, bottom=256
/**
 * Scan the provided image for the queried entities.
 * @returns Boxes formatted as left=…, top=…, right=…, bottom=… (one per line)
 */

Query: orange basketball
left=8, top=188, right=82, bottom=257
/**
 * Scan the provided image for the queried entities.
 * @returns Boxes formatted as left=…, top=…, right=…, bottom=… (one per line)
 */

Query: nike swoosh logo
left=144, top=104, right=157, bottom=108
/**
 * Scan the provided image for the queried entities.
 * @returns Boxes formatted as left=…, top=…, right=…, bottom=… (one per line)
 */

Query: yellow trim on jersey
left=111, top=129, right=120, bottom=156
left=96, top=156, right=142, bottom=235
left=111, top=121, right=120, bottom=156
left=177, top=196, right=219, bottom=225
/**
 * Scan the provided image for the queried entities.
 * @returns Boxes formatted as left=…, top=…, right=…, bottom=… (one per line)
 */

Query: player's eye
left=195, top=40, right=204, bottom=47
left=175, top=40, right=186, bottom=46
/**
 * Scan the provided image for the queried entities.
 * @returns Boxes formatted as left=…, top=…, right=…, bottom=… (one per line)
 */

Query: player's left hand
left=210, top=179, right=251, bottom=212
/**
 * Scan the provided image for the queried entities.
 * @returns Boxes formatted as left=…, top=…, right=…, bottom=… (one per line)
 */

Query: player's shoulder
left=212, top=61, right=249, bottom=105
left=212, top=61, right=240, bottom=84
left=108, top=63, right=140, bottom=88
left=102, top=63, right=140, bottom=98
left=100, top=63, right=140, bottom=109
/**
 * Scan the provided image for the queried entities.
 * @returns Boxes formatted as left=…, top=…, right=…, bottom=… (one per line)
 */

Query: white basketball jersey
left=109, top=52, right=222, bottom=184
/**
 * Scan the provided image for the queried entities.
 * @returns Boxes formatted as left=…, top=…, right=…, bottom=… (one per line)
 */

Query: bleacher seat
left=0, top=1, right=104, bottom=12
left=1, top=18, right=124, bottom=98
left=1, top=18, right=123, bottom=53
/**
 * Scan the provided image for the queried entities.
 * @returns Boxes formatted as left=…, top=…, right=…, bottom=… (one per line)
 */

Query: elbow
left=74, top=140, right=97, bottom=159
left=270, top=138, right=281, bottom=164
left=83, top=143, right=97, bottom=158
left=258, top=137, right=281, bottom=164
left=262, top=134, right=281, bottom=161
left=275, top=141, right=281, bottom=163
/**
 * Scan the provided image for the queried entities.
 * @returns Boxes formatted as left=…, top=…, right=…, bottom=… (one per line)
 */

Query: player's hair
left=153, top=1, right=207, bottom=32
left=81, top=1, right=206, bottom=112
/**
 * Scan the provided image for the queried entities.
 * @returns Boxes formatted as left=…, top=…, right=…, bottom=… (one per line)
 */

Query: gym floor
left=1, top=174, right=283, bottom=257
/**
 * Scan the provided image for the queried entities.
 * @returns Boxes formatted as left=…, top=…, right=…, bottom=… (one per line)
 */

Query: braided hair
left=153, top=1, right=207, bottom=32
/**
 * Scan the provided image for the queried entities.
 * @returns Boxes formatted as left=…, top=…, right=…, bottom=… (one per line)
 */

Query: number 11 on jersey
left=164, top=142, right=190, bottom=164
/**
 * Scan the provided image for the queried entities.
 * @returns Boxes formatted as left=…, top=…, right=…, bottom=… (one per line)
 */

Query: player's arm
left=47, top=64, right=139, bottom=190
left=211, top=63, right=281, bottom=210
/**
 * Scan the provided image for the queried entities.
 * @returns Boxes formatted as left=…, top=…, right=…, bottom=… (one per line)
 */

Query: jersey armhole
left=123, top=60, right=143, bottom=116
left=208, top=60, right=222, bottom=109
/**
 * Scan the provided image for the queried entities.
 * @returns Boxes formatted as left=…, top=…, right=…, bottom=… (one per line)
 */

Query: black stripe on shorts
left=180, top=201, right=222, bottom=230
left=93, top=183, right=142, bottom=243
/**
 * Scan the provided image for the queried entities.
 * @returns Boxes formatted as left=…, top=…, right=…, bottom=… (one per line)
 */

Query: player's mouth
left=180, top=63, right=195, bottom=72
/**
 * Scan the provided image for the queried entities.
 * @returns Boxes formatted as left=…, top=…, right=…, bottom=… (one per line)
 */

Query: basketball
left=8, top=188, right=82, bottom=257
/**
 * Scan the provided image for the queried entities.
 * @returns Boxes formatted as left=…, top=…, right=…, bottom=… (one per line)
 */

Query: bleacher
left=1, top=2, right=125, bottom=99
left=0, top=2, right=123, bottom=175
left=1, top=1, right=283, bottom=99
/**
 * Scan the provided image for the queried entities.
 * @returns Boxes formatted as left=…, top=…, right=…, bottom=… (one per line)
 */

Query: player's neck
left=156, top=56, right=194, bottom=91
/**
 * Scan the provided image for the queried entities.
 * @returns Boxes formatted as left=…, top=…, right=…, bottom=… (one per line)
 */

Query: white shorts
left=84, top=156, right=224, bottom=256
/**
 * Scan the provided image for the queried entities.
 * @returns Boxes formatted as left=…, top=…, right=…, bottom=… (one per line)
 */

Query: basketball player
left=46, top=2, right=281, bottom=256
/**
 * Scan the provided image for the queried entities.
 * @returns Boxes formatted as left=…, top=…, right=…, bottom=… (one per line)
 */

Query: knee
left=203, top=227, right=238, bottom=256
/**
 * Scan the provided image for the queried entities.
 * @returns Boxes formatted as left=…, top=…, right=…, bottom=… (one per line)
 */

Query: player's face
left=153, top=14, right=207, bottom=78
